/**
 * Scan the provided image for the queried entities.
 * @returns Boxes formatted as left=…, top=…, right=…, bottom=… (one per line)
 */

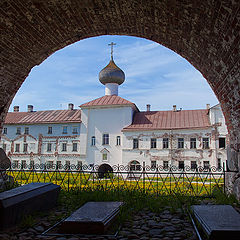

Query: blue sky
left=10, top=35, right=219, bottom=112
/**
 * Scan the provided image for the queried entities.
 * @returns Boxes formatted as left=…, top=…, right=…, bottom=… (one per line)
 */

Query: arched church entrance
left=98, top=164, right=113, bottom=179
left=0, top=1, right=239, bottom=199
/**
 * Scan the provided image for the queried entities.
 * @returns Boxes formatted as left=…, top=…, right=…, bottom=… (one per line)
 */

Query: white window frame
left=62, top=142, right=67, bottom=152
left=102, top=133, right=109, bottom=145
left=91, top=136, right=96, bottom=146
left=24, top=127, right=29, bottom=135
left=72, top=142, right=78, bottom=152
left=62, top=126, right=68, bottom=134
left=116, top=136, right=121, bottom=146
left=133, top=138, right=139, bottom=149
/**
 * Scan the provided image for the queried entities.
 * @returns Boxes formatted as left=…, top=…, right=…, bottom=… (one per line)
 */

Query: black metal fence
left=4, top=163, right=225, bottom=197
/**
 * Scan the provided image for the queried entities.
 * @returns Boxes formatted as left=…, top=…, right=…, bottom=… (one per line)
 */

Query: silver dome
left=99, top=60, right=125, bottom=85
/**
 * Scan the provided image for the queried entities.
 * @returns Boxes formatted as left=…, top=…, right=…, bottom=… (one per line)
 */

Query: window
left=2, top=143, right=6, bottom=152
left=102, top=134, right=109, bottom=145
left=15, top=143, right=20, bottom=152
left=179, top=161, right=184, bottom=170
left=3, top=127, right=7, bottom=134
left=191, top=161, right=197, bottom=170
left=16, top=127, right=21, bottom=135
left=47, top=143, right=52, bottom=152
left=163, top=138, right=169, bottom=149
left=62, top=143, right=67, bottom=152
left=24, top=127, right=29, bottom=134
left=202, top=138, right=209, bottom=149
left=56, top=161, right=61, bottom=170
left=178, top=138, right=184, bottom=148
left=72, top=126, right=78, bottom=134
left=116, top=136, right=121, bottom=146
left=151, top=160, right=157, bottom=169
left=151, top=138, right=157, bottom=149
left=62, top=126, right=67, bottom=134
left=203, top=161, right=210, bottom=170
left=30, top=160, right=34, bottom=169
left=77, top=161, right=82, bottom=170
left=217, top=158, right=221, bottom=170
left=65, top=160, right=70, bottom=170
left=133, top=138, right=139, bottom=149
left=219, top=137, right=226, bottom=148
left=91, top=136, right=96, bottom=146
left=21, top=160, right=26, bottom=169
left=13, top=160, right=19, bottom=169
left=47, top=161, right=53, bottom=169
left=72, top=142, right=78, bottom=152
left=48, top=126, right=52, bottom=134
left=102, top=153, right=108, bottom=161
left=23, top=143, right=28, bottom=152
left=163, top=161, right=169, bottom=170
left=130, top=160, right=141, bottom=171
left=190, top=138, right=196, bottom=149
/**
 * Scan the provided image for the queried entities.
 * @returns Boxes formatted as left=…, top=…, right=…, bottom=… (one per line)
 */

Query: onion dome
left=99, top=59, right=125, bottom=85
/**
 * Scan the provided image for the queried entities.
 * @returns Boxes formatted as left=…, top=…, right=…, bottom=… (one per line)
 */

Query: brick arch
left=0, top=1, right=239, bottom=196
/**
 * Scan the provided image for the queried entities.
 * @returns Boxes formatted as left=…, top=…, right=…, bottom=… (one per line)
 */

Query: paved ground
left=0, top=206, right=197, bottom=240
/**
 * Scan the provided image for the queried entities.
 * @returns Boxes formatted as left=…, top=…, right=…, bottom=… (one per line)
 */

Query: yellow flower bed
left=7, top=170, right=223, bottom=196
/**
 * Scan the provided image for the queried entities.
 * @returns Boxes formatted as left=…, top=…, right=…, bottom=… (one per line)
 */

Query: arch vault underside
left=0, top=0, right=239, bottom=198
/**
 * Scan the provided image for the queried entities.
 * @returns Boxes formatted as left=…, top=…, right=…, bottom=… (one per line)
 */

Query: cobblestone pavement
left=0, top=207, right=196, bottom=240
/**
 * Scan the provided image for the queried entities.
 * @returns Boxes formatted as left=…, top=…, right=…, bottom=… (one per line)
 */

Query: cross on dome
left=108, top=42, right=116, bottom=60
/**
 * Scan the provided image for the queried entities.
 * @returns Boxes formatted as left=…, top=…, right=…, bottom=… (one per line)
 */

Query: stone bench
left=0, top=182, right=60, bottom=229
left=192, top=205, right=240, bottom=240
left=59, top=201, right=123, bottom=234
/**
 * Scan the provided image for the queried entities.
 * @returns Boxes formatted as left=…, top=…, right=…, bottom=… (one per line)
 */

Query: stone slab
left=59, top=201, right=123, bottom=234
left=0, top=182, right=60, bottom=229
left=192, top=205, right=240, bottom=240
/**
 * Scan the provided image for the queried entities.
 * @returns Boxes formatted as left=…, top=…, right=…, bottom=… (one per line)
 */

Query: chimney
left=206, top=104, right=210, bottom=110
left=27, top=105, right=33, bottom=112
left=146, top=104, right=151, bottom=112
left=173, top=105, right=177, bottom=112
left=68, top=103, right=74, bottom=110
left=13, top=106, right=19, bottom=112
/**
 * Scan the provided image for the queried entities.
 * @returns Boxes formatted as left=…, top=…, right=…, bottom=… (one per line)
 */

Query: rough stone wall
left=0, top=0, right=239, bottom=198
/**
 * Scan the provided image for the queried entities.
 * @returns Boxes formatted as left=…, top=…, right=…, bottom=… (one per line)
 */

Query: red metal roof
left=123, top=109, right=211, bottom=131
left=5, top=110, right=81, bottom=125
left=80, top=95, right=136, bottom=108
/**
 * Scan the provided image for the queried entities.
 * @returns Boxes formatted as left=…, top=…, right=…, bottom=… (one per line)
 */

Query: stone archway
left=0, top=1, right=239, bottom=198
left=98, top=164, right=113, bottom=179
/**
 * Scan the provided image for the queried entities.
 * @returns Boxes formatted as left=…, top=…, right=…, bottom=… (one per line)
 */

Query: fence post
left=223, top=162, right=226, bottom=194
left=143, top=161, right=145, bottom=194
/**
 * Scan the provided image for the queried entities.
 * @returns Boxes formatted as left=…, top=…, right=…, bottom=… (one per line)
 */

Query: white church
left=0, top=44, right=228, bottom=173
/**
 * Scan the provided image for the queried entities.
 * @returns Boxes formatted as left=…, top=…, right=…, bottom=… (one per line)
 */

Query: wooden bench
left=0, top=182, right=60, bottom=229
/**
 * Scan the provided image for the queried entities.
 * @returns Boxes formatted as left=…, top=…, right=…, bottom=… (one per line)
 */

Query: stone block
left=59, top=201, right=123, bottom=234
left=0, top=182, right=60, bottom=229
left=192, top=205, right=240, bottom=240
left=233, top=177, right=240, bottom=202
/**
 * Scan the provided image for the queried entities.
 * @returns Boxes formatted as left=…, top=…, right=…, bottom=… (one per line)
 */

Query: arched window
left=129, top=160, right=141, bottom=171
left=91, top=136, right=96, bottom=146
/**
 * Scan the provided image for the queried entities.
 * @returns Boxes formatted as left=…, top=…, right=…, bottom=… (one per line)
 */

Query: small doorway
left=98, top=163, right=113, bottom=179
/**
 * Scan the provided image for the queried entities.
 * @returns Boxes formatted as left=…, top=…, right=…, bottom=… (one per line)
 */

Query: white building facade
left=0, top=57, right=228, bottom=172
